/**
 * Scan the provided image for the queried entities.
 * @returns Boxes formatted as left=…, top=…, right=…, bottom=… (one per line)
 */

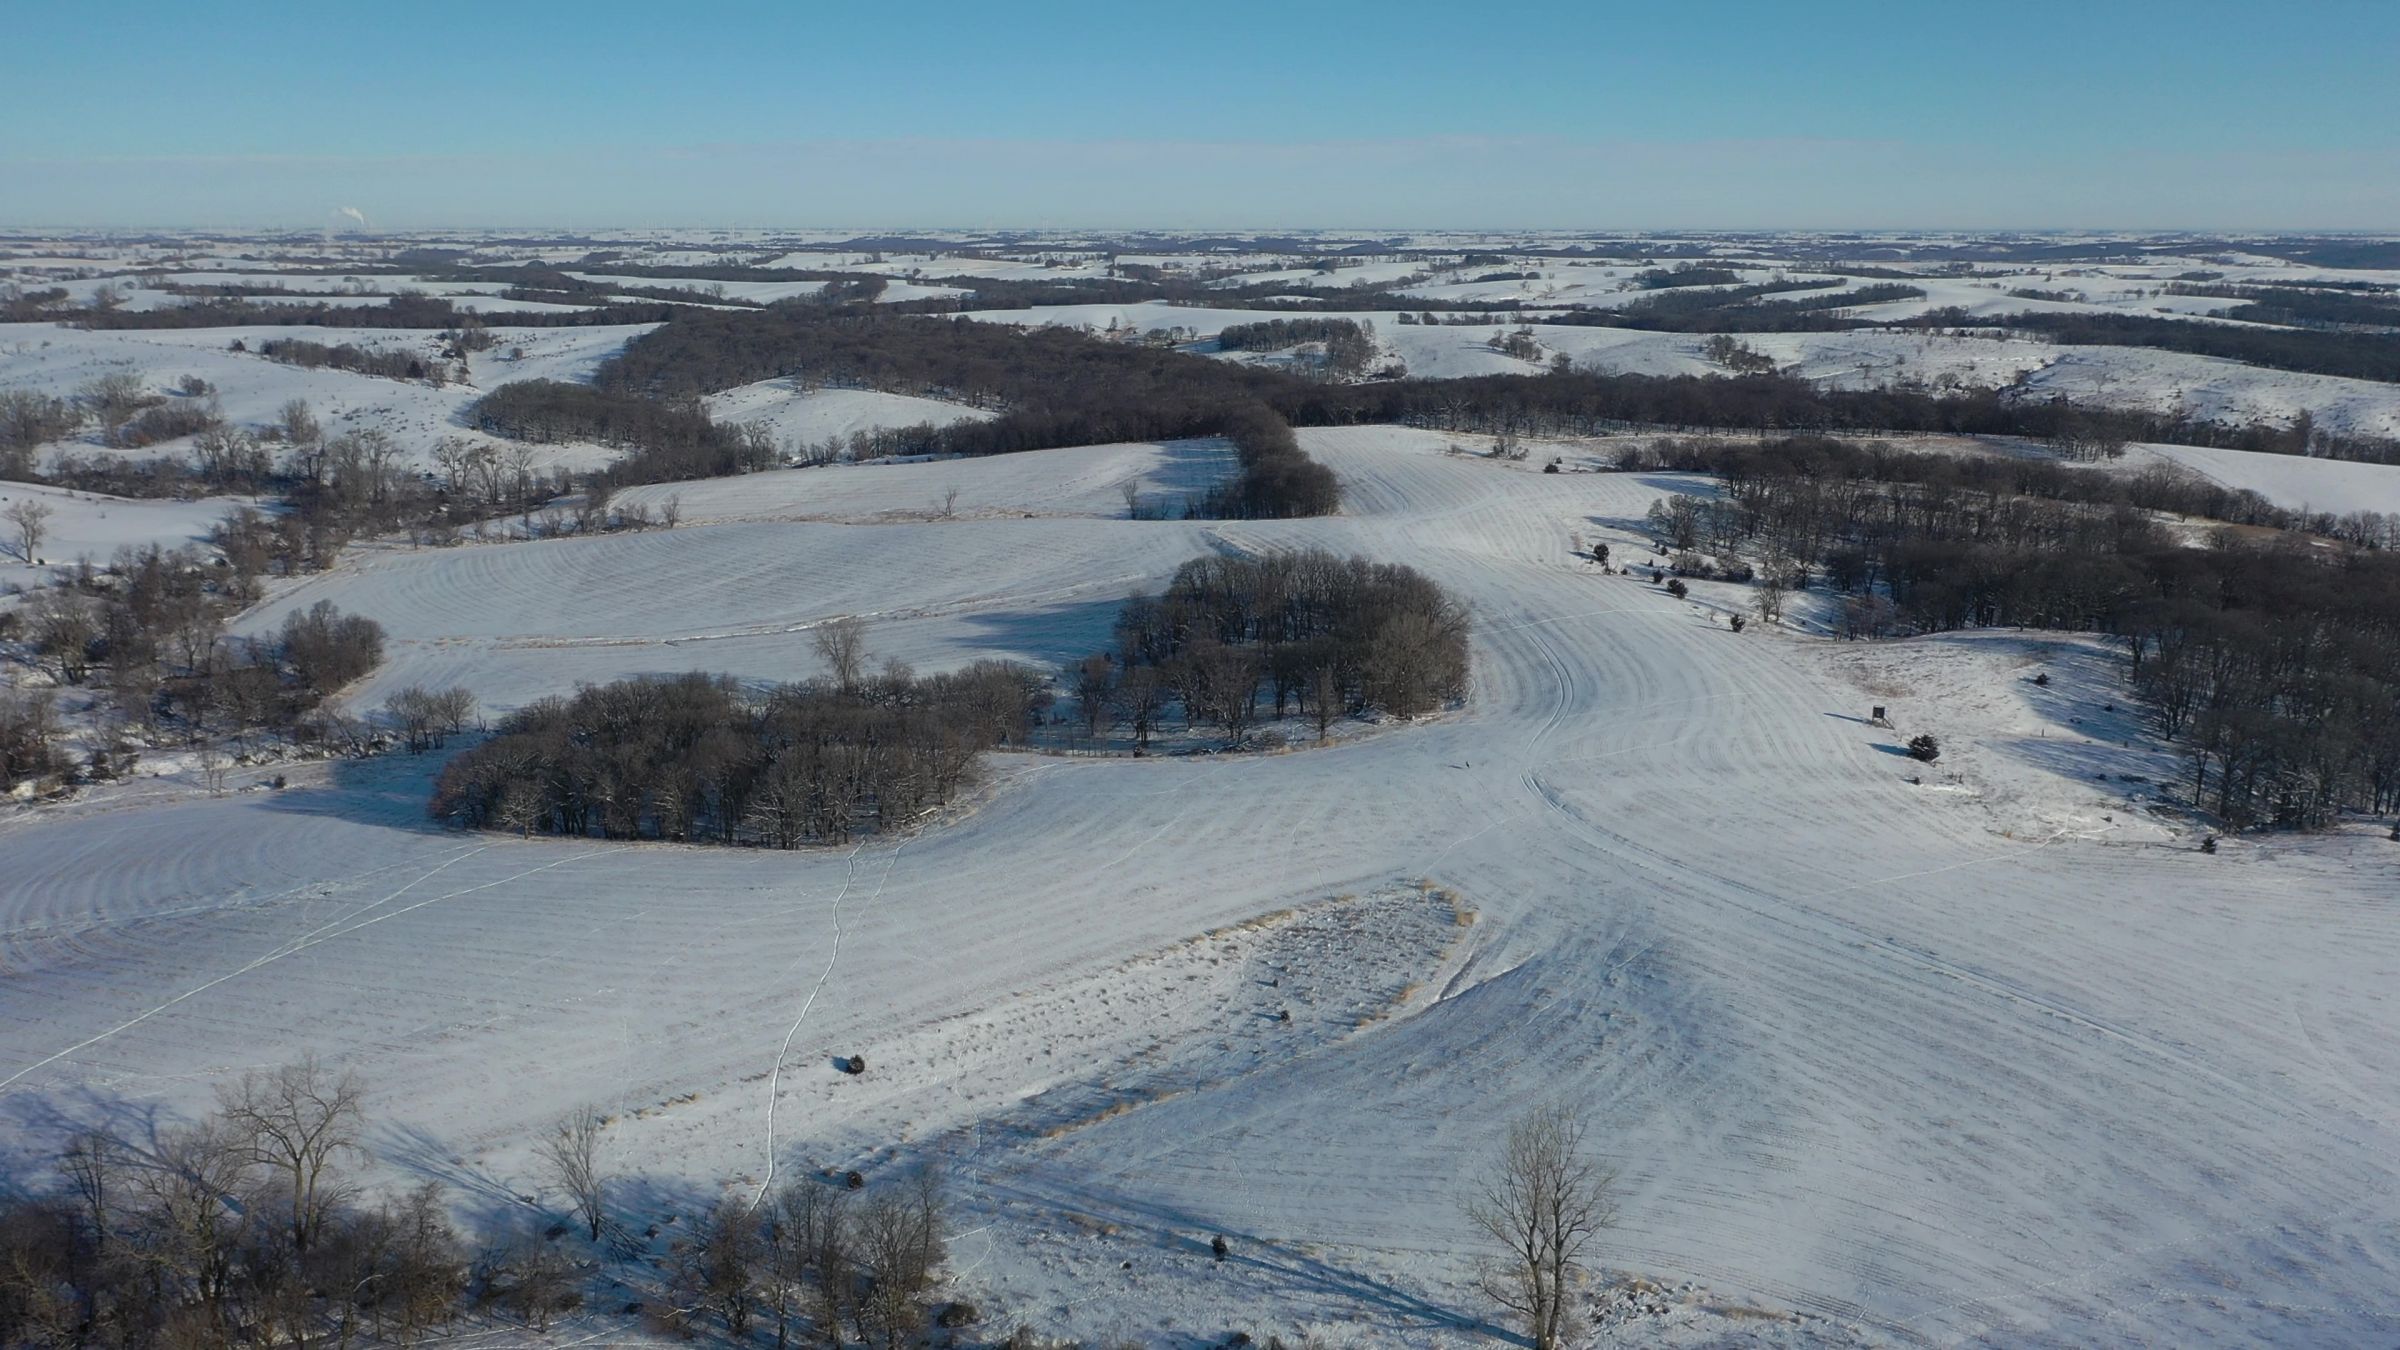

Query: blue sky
left=4, top=0, right=2394, bottom=229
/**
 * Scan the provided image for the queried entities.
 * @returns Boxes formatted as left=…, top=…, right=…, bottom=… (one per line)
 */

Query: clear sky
left=4, top=0, right=2395, bottom=230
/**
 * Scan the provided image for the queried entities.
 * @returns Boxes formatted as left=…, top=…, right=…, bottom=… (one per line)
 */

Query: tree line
left=1637, top=435, right=2400, bottom=829
left=585, top=301, right=2400, bottom=466
left=430, top=643, right=1049, bottom=847
left=2163, top=280, right=2400, bottom=330
left=570, top=312, right=1344, bottom=516
left=55, top=293, right=684, bottom=331
left=1549, top=282, right=1925, bottom=333
left=256, top=336, right=440, bottom=385
left=1912, top=308, right=2400, bottom=385
left=1283, top=366, right=2400, bottom=465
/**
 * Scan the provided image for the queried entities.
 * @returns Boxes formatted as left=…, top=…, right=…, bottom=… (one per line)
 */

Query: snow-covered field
left=5, top=426, right=2396, bottom=1346
left=701, top=379, right=995, bottom=450
left=0, top=479, right=259, bottom=578
left=0, top=321, right=655, bottom=473
left=2113, top=441, right=2400, bottom=517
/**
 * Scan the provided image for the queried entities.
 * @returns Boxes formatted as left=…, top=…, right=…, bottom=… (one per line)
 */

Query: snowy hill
left=5, top=426, right=2395, bottom=1346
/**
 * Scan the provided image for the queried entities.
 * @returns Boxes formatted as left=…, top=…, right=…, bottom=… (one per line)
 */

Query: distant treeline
left=1632, top=263, right=1748, bottom=289
left=581, top=311, right=1343, bottom=514
left=1638, top=436, right=2400, bottom=828
left=58, top=294, right=685, bottom=330
left=1289, top=368, right=2400, bottom=465
left=489, top=306, right=2400, bottom=520
left=1626, top=435, right=2395, bottom=545
left=458, top=379, right=734, bottom=451
left=1548, top=282, right=1925, bottom=333
left=1923, top=309, right=2400, bottom=384
left=1216, top=317, right=1370, bottom=352
left=2163, top=282, right=2400, bottom=330
left=431, top=664, right=1047, bottom=846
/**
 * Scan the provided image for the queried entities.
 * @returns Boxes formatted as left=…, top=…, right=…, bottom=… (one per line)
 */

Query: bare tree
left=495, top=779, right=544, bottom=838
left=853, top=1172, right=944, bottom=1350
left=135, top=1117, right=258, bottom=1335
left=699, top=1198, right=758, bottom=1336
left=277, top=398, right=321, bottom=449
left=937, top=484, right=960, bottom=520
left=1108, top=666, right=1167, bottom=752
left=503, top=1227, right=575, bottom=1330
left=197, top=744, right=229, bottom=795
left=4, top=499, right=52, bottom=562
left=540, top=1105, right=608, bottom=1242
left=771, top=1179, right=851, bottom=1350
left=813, top=616, right=869, bottom=692
left=1308, top=664, right=1341, bottom=744
left=431, top=686, right=476, bottom=737
left=1070, top=655, right=1114, bottom=739
left=58, top=1128, right=124, bottom=1257
left=1119, top=479, right=1141, bottom=519
left=1754, top=574, right=1786, bottom=625
left=217, top=1054, right=366, bottom=1254
left=1466, top=1103, right=1617, bottom=1350
left=380, top=1181, right=466, bottom=1346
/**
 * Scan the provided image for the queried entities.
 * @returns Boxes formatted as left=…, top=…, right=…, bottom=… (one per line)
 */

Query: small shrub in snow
left=1907, top=734, right=1941, bottom=762
left=1665, top=579, right=1689, bottom=600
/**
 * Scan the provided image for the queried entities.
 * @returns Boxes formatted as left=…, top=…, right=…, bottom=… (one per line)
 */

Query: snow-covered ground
left=2112, top=441, right=2400, bottom=517
left=5, top=426, right=2396, bottom=1347
left=0, top=321, right=655, bottom=473
left=0, top=479, right=257, bottom=579
left=612, top=436, right=1230, bottom=526
left=700, top=379, right=994, bottom=451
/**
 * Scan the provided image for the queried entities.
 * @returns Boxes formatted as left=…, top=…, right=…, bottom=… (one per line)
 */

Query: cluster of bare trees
left=499, top=1101, right=953, bottom=1348
left=1, top=391, right=81, bottom=475
left=0, top=1065, right=964, bottom=1350
left=1632, top=436, right=2400, bottom=830
left=256, top=337, right=444, bottom=386
left=0, top=1058, right=474, bottom=1350
left=1075, top=550, right=1470, bottom=748
left=14, top=391, right=579, bottom=570
left=431, top=642, right=1049, bottom=846
left=675, top=1170, right=947, bottom=1349
left=1217, top=318, right=1378, bottom=377
left=0, top=685, right=69, bottom=784
left=2, top=542, right=387, bottom=787
left=383, top=686, right=476, bottom=753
